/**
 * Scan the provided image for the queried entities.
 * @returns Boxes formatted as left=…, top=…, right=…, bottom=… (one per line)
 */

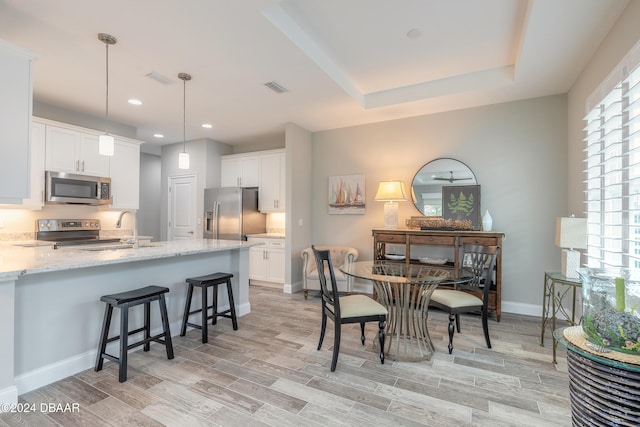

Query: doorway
left=168, top=174, right=197, bottom=240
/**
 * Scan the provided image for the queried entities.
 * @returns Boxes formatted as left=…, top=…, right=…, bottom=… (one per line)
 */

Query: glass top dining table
left=340, top=260, right=471, bottom=361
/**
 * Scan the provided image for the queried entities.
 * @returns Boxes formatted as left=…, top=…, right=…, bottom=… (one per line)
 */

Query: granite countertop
left=0, top=239, right=261, bottom=279
left=246, top=233, right=285, bottom=239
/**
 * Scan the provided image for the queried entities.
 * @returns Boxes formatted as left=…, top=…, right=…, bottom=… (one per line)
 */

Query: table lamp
left=555, top=216, right=587, bottom=279
left=375, top=181, right=407, bottom=229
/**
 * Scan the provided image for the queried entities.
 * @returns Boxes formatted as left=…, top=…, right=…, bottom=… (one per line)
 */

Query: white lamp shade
left=99, top=134, right=114, bottom=156
left=178, top=151, right=190, bottom=169
left=375, top=181, right=407, bottom=229
left=555, top=217, right=587, bottom=249
left=374, top=181, right=407, bottom=201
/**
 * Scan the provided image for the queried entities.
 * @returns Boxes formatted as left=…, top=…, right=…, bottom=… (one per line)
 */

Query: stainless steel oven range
left=36, top=219, right=122, bottom=249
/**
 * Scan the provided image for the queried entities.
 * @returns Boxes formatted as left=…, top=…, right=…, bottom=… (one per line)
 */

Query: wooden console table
left=372, top=228, right=504, bottom=321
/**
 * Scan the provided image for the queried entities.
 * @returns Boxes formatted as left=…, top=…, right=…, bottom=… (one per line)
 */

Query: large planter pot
left=578, top=268, right=640, bottom=355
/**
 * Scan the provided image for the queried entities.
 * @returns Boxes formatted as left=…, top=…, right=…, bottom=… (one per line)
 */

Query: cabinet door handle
left=237, top=177, right=241, bottom=186
left=76, top=160, right=79, bottom=171
left=81, top=161, right=85, bottom=172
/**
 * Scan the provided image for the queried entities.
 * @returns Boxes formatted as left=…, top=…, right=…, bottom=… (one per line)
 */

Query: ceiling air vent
left=145, top=71, right=172, bottom=85
left=264, top=81, right=288, bottom=94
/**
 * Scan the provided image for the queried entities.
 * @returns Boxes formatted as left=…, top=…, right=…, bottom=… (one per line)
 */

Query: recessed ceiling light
left=202, top=123, right=213, bottom=129
left=406, top=28, right=422, bottom=39
left=128, top=99, right=143, bottom=105
left=153, top=133, right=164, bottom=138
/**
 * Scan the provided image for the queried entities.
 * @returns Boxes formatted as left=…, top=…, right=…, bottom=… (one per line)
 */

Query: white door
left=168, top=175, right=197, bottom=240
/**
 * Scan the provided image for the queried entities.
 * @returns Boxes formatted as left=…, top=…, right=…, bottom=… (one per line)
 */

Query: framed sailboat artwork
left=328, top=174, right=365, bottom=214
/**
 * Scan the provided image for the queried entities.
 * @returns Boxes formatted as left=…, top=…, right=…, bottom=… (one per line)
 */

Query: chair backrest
left=302, top=246, right=358, bottom=272
left=312, top=245, right=341, bottom=317
left=458, top=244, right=500, bottom=300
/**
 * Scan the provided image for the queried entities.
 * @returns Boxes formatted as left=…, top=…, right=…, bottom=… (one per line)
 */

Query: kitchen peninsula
left=0, top=239, right=258, bottom=405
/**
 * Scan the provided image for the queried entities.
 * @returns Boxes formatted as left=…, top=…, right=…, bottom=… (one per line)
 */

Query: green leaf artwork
left=448, top=191, right=475, bottom=217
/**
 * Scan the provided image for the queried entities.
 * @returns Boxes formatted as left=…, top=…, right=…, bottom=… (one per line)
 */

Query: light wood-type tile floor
left=0, top=286, right=572, bottom=427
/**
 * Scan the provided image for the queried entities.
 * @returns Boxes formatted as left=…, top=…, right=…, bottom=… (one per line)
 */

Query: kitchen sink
left=79, top=242, right=164, bottom=252
left=80, top=244, right=134, bottom=251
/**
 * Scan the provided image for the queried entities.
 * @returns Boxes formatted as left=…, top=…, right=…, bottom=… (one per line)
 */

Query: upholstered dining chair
left=429, top=244, right=500, bottom=354
left=301, top=246, right=358, bottom=299
left=312, top=246, right=387, bottom=372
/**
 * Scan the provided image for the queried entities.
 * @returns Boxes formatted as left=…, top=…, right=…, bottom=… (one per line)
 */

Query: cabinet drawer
left=268, top=239, right=285, bottom=249
left=460, top=236, right=499, bottom=246
left=410, top=235, right=454, bottom=245
left=375, top=233, right=406, bottom=244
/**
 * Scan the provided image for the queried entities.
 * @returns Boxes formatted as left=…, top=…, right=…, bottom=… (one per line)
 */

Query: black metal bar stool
left=180, top=272, right=238, bottom=343
left=95, top=285, right=174, bottom=382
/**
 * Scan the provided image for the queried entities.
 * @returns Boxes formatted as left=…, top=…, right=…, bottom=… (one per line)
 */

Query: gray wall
left=284, top=123, right=312, bottom=293
left=159, top=138, right=232, bottom=240
left=33, top=100, right=137, bottom=140
left=138, top=153, right=162, bottom=239
left=305, top=95, right=568, bottom=315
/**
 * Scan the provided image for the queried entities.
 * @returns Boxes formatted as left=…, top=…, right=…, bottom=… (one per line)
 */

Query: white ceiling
left=0, top=0, right=629, bottom=148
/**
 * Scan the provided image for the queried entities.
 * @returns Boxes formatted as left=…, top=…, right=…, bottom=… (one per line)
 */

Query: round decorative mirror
left=411, top=158, right=477, bottom=216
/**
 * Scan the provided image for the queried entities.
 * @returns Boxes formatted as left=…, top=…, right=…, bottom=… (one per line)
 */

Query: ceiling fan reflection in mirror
left=433, top=171, right=472, bottom=183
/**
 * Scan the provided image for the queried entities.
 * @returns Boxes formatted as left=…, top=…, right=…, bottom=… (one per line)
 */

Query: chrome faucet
left=116, top=210, right=138, bottom=248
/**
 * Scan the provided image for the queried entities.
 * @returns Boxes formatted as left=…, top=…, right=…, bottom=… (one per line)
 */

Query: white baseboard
left=14, top=303, right=252, bottom=397
left=293, top=285, right=544, bottom=318
left=0, top=384, right=18, bottom=405
left=15, top=349, right=96, bottom=396
left=501, top=301, right=542, bottom=317
left=236, top=302, right=250, bottom=317
left=284, top=281, right=302, bottom=294
left=11, top=297, right=543, bottom=397
left=14, top=318, right=184, bottom=396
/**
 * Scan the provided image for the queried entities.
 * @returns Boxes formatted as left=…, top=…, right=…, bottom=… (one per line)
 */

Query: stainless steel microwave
left=45, top=171, right=112, bottom=205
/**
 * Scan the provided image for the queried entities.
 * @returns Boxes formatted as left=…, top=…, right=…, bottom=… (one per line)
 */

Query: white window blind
left=584, top=52, right=640, bottom=269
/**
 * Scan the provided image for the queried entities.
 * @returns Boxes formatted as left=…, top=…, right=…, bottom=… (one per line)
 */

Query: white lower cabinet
left=248, top=237, right=285, bottom=284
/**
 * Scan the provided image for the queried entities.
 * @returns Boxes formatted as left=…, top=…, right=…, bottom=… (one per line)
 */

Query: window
left=584, top=41, right=640, bottom=269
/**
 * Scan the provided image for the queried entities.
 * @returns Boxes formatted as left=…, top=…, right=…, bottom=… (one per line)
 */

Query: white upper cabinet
left=35, top=118, right=142, bottom=209
left=110, top=139, right=141, bottom=209
left=220, top=155, right=260, bottom=187
left=22, top=121, right=46, bottom=208
left=0, top=40, right=34, bottom=203
left=45, top=125, right=110, bottom=177
left=259, top=151, right=285, bottom=213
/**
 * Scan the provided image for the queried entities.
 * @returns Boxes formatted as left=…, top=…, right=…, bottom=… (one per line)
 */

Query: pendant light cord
left=183, top=77, right=186, bottom=152
left=105, top=42, right=109, bottom=134
left=178, top=73, right=191, bottom=152
left=98, top=33, right=116, bottom=135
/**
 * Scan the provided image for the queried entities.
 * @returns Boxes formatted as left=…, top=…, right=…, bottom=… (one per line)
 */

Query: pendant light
left=98, top=33, right=117, bottom=156
left=178, top=72, right=191, bottom=169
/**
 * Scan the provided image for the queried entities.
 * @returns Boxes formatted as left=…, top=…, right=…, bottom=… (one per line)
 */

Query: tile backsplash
left=0, top=206, right=135, bottom=241
left=266, top=212, right=285, bottom=235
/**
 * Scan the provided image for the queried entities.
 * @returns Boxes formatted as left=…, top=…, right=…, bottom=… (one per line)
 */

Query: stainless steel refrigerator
left=203, top=187, right=266, bottom=240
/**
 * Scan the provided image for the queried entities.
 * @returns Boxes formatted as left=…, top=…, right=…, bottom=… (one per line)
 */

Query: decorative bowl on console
left=405, top=216, right=473, bottom=231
